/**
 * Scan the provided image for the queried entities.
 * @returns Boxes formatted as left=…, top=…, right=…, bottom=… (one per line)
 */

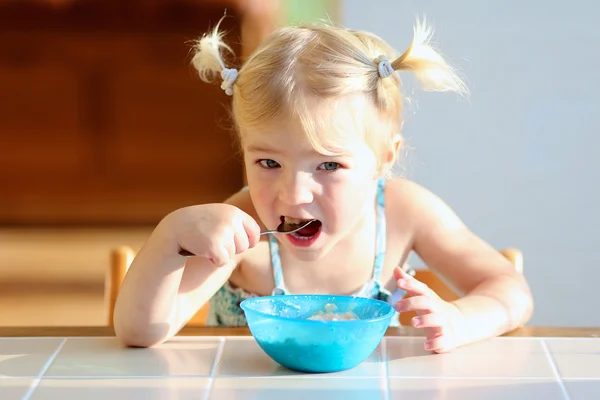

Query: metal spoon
left=178, top=219, right=316, bottom=257
left=260, top=218, right=316, bottom=235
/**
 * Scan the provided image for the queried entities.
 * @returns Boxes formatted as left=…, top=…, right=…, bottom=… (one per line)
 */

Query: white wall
left=341, top=0, right=600, bottom=327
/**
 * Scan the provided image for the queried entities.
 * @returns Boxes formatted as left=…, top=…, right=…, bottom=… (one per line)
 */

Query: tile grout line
left=363, top=376, right=570, bottom=380
left=9, top=375, right=562, bottom=380
left=202, top=337, right=226, bottom=400
left=541, top=339, right=572, bottom=400
left=380, top=338, right=390, bottom=400
left=21, top=338, right=67, bottom=400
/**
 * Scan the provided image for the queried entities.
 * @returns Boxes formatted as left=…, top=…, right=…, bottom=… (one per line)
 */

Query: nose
left=277, top=171, right=314, bottom=206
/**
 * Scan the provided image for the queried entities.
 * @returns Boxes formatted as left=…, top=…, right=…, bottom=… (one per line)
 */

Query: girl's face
left=242, top=117, right=382, bottom=262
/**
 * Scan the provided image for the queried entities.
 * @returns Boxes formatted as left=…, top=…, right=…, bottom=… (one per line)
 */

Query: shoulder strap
left=372, top=178, right=386, bottom=282
left=268, top=234, right=287, bottom=294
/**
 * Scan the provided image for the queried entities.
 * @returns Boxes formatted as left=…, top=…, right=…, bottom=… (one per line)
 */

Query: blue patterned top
left=204, top=178, right=404, bottom=326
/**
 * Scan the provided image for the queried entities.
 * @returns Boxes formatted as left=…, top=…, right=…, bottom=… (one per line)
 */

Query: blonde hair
left=191, top=16, right=467, bottom=165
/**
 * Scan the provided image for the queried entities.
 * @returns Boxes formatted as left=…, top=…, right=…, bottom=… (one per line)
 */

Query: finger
left=393, top=266, right=414, bottom=283
left=393, top=266, right=412, bottom=281
left=395, top=295, right=439, bottom=314
left=424, top=334, right=455, bottom=353
left=209, top=245, right=232, bottom=267
left=209, top=232, right=236, bottom=266
left=396, top=275, right=434, bottom=297
left=233, top=223, right=250, bottom=254
left=412, top=313, right=447, bottom=329
left=224, top=238, right=236, bottom=261
left=241, top=214, right=261, bottom=248
left=394, top=266, right=427, bottom=295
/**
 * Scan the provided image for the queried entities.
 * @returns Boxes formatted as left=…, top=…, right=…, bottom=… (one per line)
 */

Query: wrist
left=152, top=211, right=186, bottom=257
left=448, top=300, right=470, bottom=348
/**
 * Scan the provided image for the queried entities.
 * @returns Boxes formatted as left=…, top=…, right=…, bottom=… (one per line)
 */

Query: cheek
left=321, top=181, right=370, bottom=226
left=248, top=182, right=268, bottom=205
left=322, top=180, right=375, bottom=230
left=245, top=165, right=269, bottom=193
left=247, top=180, right=277, bottom=225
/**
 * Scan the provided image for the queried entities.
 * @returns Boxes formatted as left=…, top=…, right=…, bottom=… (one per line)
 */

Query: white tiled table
left=0, top=327, right=599, bottom=399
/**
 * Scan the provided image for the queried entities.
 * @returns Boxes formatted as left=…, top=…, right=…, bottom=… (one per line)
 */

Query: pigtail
left=191, top=16, right=238, bottom=96
left=391, top=18, right=467, bottom=95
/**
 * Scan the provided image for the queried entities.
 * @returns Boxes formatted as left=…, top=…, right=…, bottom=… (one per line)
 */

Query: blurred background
left=1, top=1, right=598, bottom=328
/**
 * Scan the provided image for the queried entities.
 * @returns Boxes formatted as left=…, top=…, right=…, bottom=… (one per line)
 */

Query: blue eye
left=258, top=159, right=280, bottom=169
left=319, top=162, right=340, bottom=171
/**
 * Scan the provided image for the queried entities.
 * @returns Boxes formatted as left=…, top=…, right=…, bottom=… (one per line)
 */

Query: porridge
left=307, top=303, right=359, bottom=321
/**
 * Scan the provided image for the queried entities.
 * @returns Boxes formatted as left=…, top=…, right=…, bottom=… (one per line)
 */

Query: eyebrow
left=245, top=145, right=285, bottom=155
left=245, top=144, right=354, bottom=158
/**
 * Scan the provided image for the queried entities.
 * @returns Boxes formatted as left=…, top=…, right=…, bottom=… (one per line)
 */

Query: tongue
left=295, top=221, right=321, bottom=237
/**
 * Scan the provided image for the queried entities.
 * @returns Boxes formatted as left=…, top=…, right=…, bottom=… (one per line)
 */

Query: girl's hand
left=393, top=267, right=465, bottom=353
left=165, top=203, right=261, bottom=267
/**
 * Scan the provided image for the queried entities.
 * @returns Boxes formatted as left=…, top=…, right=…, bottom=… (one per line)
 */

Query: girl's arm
left=113, top=226, right=238, bottom=348
left=113, top=192, right=259, bottom=348
left=392, top=179, right=534, bottom=347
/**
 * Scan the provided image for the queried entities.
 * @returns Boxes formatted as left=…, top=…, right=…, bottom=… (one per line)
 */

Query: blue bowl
left=240, top=294, right=395, bottom=373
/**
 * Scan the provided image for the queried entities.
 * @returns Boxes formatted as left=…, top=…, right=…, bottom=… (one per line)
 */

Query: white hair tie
left=375, top=55, right=394, bottom=79
left=220, top=68, right=238, bottom=96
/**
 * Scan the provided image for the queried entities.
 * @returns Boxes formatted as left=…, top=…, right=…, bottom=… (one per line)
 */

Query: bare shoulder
left=385, top=177, right=449, bottom=207
left=384, top=177, right=463, bottom=234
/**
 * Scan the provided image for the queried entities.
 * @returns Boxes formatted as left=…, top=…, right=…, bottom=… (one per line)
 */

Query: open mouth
left=281, top=216, right=322, bottom=239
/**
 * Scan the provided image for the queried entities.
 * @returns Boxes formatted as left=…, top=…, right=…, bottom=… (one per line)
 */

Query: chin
left=284, top=246, right=328, bottom=262
left=277, top=233, right=337, bottom=262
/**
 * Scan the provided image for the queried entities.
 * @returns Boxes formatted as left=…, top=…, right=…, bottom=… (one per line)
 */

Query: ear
left=376, top=135, right=402, bottom=178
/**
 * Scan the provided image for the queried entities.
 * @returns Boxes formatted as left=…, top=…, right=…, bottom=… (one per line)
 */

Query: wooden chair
left=105, top=246, right=210, bottom=327
left=106, top=246, right=523, bottom=327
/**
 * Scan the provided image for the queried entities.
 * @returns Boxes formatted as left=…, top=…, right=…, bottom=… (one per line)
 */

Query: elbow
left=519, top=283, right=535, bottom=326
left=114, top=320, right=173, bottom=348
left=508, top=272, right=535, bottom=329
left=113, top=307, right=175, bottom=348
left=477, top=271, right=535, bottom=332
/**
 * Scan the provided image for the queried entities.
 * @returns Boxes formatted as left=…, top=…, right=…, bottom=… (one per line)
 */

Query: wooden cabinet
left=0, top=0, right=278, bottom=225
